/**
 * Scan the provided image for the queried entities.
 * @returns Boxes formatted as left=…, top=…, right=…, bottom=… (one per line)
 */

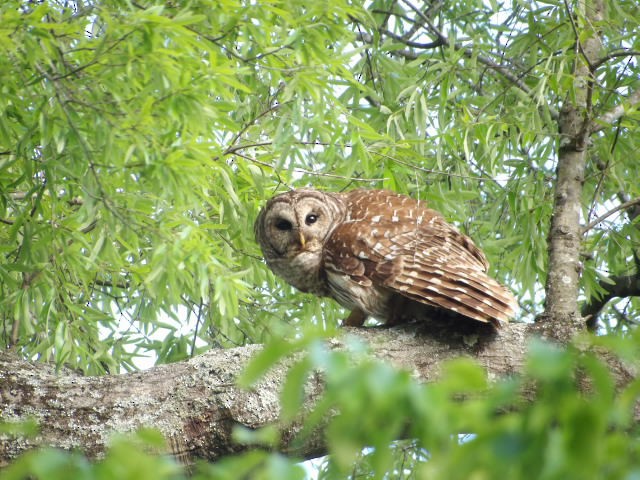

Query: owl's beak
left=298, top=230, right=306, bottom=248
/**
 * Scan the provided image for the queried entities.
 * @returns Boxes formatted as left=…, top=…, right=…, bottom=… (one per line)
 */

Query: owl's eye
left=275, top=219, right=293, bottom=231
left=305, top=213, right=318, bottom=225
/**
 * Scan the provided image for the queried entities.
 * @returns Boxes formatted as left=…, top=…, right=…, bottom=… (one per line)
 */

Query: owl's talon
left=342, top=309, right=367, bottom=327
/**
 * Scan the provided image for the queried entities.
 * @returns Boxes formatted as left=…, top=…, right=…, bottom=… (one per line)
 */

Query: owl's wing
left=324, top=215, right=517, bottom=326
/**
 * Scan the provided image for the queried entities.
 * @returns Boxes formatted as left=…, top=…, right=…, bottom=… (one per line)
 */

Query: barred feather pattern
left=255, top=188, right=518, bottom=328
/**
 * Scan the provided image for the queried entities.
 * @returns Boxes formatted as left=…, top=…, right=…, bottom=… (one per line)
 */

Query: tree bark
left=541, top=0, right=605, bottom=334
left=1, top=322, right=637, bottom=467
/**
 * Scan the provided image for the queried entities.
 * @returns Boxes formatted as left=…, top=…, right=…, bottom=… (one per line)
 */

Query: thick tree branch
left=583, top=191, right=640, bottom=330
left=1, top=323, right=637, bottom=468
left=0, top=324, right=524, bottom=465
left=582, top=272, right=640, bottom=330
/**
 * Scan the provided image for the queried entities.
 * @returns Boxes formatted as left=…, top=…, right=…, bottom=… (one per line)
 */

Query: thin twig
left=582, top=196, right=640, bottom=234
left=592, top=88, right=640, bottom=133
left=223, top=141, right=273, bottom=156
left=398, top=0, right=560, bottom=120
left=226, top=137, right=508, bottom=184
left=380, top=28, right=443, bottom=49
left=190, top=298, right=204, bottom=358
left=592, top=49, right=640, bottom=70
left=92, top=278, right=131, bottom=290
left=223, top=102, right=284, bottom=157
left=372, top=151, right=495, bottom=182
left=293, top=168, right=386, bottom=182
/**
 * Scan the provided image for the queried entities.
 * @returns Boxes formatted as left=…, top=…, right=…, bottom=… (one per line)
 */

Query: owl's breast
left=267, top=249, right=330, bottom=297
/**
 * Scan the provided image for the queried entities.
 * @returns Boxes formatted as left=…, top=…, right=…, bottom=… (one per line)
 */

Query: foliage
left=0, top=0, right=366, bottom=371
left=1, top=0, right=640, bottom=477
left=1, top=0, right=639, bottom=371
left=3, top=429, right=185, bottom=480
left=248, top=332, right=640, bottom=480
left=4, top=332, right=640, bottom=479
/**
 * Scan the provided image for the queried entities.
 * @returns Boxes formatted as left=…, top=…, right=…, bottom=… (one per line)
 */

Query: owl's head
left=254, top=189, right=346, bottom=292
left=255, top=189, right=345, bottom=257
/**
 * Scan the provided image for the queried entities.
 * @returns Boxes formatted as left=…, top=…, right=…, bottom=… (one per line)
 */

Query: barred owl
left=254, top=188, right=517, bottom=327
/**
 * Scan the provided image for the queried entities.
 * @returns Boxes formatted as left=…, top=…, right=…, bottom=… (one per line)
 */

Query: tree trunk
left=541, top=0, right=605, bottom=334
left=1, top=322, right=636, bottom=467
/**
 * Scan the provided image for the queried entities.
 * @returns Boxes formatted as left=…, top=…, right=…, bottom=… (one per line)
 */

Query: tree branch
left=379, top=28, right=444, bottom=49
left=618, top=191, right=640, bottom=223
left=1, top=322, right=637, bottom=467
left=582, top=272, right=640, bottom=330
left=354, top=1, right=561, bottom=119
left=354, top=32, right=422, bottom=61
left=0, top=324, right=523, bottom=465
left=392, top=0, right=560, bottom=120
left=592, top=49, right=640, bottom=70
left=582, top=196, right=640, bottom=234
left=593, top=87, right=640, bottom=133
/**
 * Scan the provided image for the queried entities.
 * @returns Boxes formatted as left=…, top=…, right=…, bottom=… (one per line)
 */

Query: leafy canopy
left=1, top=0, right=639, bottom=370
left=1, top=0, right=640, bottom=477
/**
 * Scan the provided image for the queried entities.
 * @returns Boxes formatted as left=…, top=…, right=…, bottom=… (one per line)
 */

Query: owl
left=254, top=188, right=517, bottom=328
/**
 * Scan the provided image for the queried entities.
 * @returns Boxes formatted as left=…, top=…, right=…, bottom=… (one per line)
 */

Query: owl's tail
left=391, top=260, right=518, bottom=327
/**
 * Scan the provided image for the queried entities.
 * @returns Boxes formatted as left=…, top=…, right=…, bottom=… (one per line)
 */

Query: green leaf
left=232, top=425, right=279, bottom=447
left=280, top=357, right=312, bottom=422
left=237, top=338, right=305, bottom=388
left=440, top=357, right=488, bottom=394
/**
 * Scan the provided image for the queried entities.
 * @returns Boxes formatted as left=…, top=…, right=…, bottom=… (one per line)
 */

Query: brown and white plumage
left=254, top=188, right=517, bottom=328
